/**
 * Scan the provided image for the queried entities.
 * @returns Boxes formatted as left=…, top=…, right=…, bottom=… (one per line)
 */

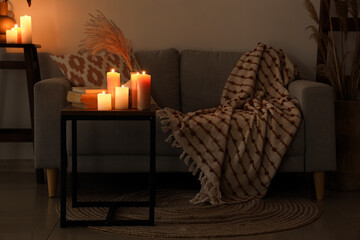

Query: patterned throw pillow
left=50, top=51, right=140, bottom=87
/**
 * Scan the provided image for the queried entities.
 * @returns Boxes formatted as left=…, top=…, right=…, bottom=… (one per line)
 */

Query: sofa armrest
left=288, top=80, right=336, bottom=172
left=34, top=77, right=71, bottom=169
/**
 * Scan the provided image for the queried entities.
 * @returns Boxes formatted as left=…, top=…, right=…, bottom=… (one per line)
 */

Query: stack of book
left=67, top=87, right=106, bottom=108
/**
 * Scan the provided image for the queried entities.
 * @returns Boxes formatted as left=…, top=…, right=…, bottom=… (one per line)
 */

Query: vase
left=335, top=100, right=360, bottom=191
left=0, top=2, right=16, bottom=43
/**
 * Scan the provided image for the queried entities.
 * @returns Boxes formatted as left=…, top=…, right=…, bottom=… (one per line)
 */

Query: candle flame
left=14, top=24, right=18, bottom=28
left=102, top=91, right=105, bottom=94
left=142, top=71, right=146, bottom=75
left=121, top=85, right=124, bottom=88
left=111, top=69, right=115, bottom=73
left=136, top=72, right=139, bottom=75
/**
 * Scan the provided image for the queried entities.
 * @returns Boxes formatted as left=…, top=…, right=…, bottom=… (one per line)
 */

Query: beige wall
left=0, top=0, right=320, bottom=160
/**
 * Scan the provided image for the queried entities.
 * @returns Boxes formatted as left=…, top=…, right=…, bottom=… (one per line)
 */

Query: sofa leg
left=313, top=171, right=325, bottom=200
left=47, top=168, right=58, bottom=198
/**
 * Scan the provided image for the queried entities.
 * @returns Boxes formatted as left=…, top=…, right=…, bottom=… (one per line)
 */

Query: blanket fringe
left=157, top=108, right=218, bottom=204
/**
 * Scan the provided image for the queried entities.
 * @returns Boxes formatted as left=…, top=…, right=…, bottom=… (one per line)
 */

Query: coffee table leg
left=72, top=120, right=78, bottom=207
left=60, top=117, right=67, bottom=227
left=149, top=116, right=156, bottom=226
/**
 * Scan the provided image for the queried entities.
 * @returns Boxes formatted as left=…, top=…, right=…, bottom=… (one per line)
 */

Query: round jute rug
left=58, top=189, right=321, bottom=238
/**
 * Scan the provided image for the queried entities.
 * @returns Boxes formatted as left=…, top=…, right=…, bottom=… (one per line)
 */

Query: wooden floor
left=0, top=172, right=359, bottom=240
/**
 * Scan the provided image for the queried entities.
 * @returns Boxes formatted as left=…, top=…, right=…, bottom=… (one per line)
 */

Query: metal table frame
left=60, top=107, right=156, bottom=227
left=0, top=43, right=44, bottom=183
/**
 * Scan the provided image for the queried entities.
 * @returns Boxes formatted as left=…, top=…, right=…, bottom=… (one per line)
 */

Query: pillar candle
left=115, top=85, right=129, bottom=110
left=97, top=91, right=111, bottom=110
left=131, top=72, right=140, bottom=108
left=107, top=69, right=120, bottom=108
left=6, top=29, right=17, bottom=44
left=137, top=71, right=151, bottom=111
left=12, top=24, right=21, bottom=43
left=20, top=15, right=32, bottom=43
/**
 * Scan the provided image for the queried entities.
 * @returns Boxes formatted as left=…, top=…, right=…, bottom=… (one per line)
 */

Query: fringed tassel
left=158, top=109, right=181, bottom=149
left=189, top=161, right=196, bottom=173
left=165, top=135, right=174, bottom=143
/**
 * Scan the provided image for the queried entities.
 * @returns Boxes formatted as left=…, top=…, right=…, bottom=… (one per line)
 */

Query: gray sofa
left=34, top=48, right=337, bottom=199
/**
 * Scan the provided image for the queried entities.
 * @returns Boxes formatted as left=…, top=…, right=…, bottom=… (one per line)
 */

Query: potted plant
left=1, top=0, right=31, bottom=7
left=304, top=0, right=360, bottom=190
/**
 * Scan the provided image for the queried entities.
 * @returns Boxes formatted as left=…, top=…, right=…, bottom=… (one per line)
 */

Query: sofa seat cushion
left=136, top=48, right=180, bottom=110
left=66, top=117, right=182, bottom=157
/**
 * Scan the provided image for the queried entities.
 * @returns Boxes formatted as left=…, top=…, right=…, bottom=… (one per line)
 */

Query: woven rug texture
left=58, top=189, right=321, bottom=238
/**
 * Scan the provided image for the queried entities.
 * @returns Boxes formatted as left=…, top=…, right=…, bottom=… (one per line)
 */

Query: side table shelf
left=0, top=43, right=43, bottom=182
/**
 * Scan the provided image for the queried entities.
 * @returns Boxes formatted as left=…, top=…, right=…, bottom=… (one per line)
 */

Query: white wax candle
left=107, top=69, right=120, bottom=108
left=20, top=15, right=32, bottom=43
left=6, top=29, right=17, bottom=44
left=97, top=91, right=111, bottom=110
left=137, top=71, right=151, bottom=111
left=131, top=72, right=140, bottom=108
left=115, top=85, right=129, bottom=110
left=12, top=24, right=21, bottom=43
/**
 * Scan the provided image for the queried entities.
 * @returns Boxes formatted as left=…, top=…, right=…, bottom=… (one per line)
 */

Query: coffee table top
left=61, top=104, right=157, bottom=117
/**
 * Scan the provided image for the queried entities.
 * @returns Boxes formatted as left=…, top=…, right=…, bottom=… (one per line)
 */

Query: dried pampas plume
left=79, top=10, right=135, bottom=71
left=304, top=0, right=360, bottom=101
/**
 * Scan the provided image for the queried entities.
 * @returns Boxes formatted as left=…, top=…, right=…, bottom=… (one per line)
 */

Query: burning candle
left=115, top=85, right=129, bottom=110
left=107, top=69, right=120, bottom=108
left=131, top=72, right=140, bottom=108
left=6, top=28, right=17, bottom=44
left=137, top=71, right=151, bottom=111
left=97, top=91, right=111, bottom=110
left=20, top=15, right=32, bottom=43
left=12, top=24, right=21, bottom=43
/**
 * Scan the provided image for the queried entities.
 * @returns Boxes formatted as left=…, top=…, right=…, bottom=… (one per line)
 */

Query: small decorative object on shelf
left=97, top=91, right=111, bottom=110
left=137, top=71, right=151, bottom=111
left=0, top=0, right=31, bottom=43
left=0, top=0, right=15, bottom=43
left=115, top=85, right=129, bottom=110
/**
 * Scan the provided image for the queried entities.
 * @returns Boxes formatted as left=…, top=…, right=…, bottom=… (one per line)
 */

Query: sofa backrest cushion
left=180, top=50, right=243, bottom=113
left=135, top=48, right=180, bottom=110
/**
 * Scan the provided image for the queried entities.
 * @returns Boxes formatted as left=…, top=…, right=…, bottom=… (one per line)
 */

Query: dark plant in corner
left=304, top=0, right=360, bottom=100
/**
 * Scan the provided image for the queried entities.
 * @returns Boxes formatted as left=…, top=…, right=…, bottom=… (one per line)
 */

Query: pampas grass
left=79, top=10, right=136, bottom=71
left=304, top=0, right=360, bottom=100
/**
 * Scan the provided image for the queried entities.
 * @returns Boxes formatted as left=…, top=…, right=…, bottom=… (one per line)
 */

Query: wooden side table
left=0, top=43, right=43, bottom=182
left=60, top=106, right=156, bottom=227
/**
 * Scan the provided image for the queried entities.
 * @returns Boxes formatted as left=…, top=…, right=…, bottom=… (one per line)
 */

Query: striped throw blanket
left=157, top=43, right=302, bottom=205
